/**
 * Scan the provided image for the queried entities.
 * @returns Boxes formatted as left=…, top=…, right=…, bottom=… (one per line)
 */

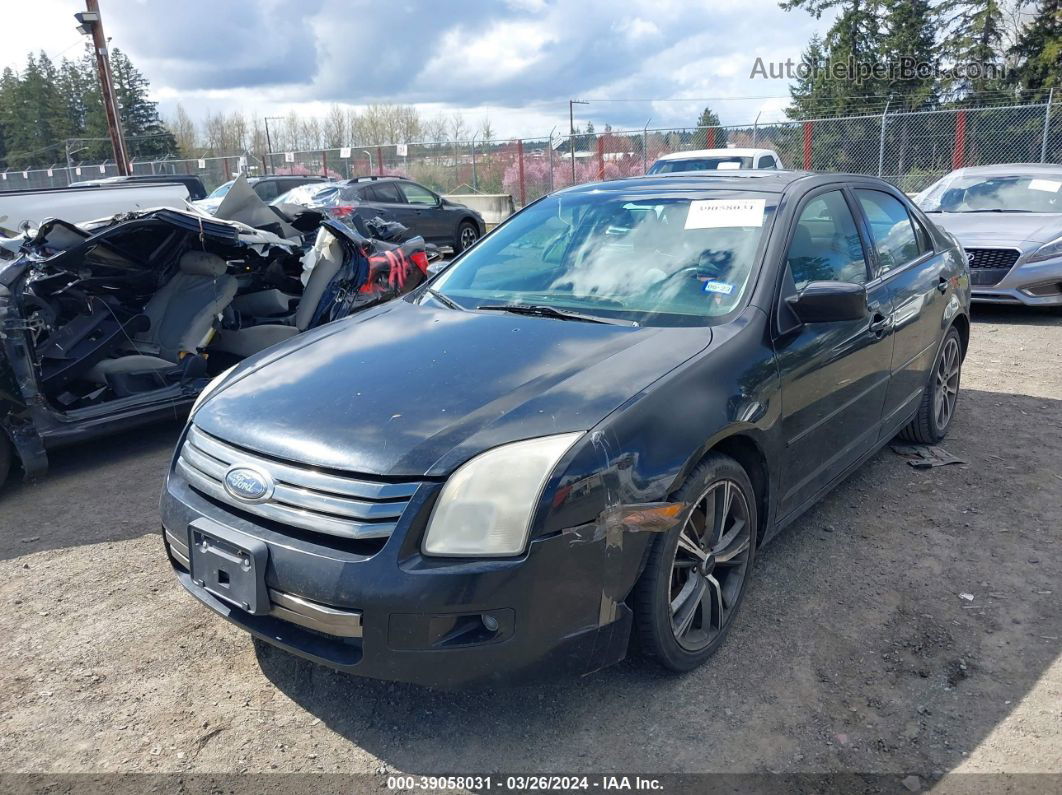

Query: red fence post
left=803, top=121, right=813, bottom=170
left=376, top=146, right=384, bottom=176
left=596, top=137, right=605, bottom=180
left=952, top=110, right=967, bottom=170
left=321, top=149, right=328, bottom=177
left=517, top=139, right=527, bottom=207
left=222, top=158, right=231, bottom=181
left=706, top=127, right=716, bottom=149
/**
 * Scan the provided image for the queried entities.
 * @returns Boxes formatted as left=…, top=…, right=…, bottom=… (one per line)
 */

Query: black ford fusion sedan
left=161, top=171, right=970, bottom=687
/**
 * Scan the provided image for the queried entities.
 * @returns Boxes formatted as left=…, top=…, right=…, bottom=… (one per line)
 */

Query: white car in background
left=648, top=148, right=784, bottom=174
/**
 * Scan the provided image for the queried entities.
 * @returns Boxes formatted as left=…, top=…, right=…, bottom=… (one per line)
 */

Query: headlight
left=1025, top=237, right=1062, bottom=264
left=190, top=365, right=236, bottom=415
left=422, top=432, right=583, bottom=557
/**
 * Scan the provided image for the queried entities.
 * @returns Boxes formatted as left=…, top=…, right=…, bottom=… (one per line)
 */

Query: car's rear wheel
left=633, top=452, right=757, bottom=672
left=899, top=327, right=963, bottom=444
left=456, top=221, right=479, bottom=253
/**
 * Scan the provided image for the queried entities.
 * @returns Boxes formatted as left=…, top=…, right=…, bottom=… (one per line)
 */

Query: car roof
left=942, top=162, right=1062, bottom=177
left=557, top=170, right=819, bottom=195
left=655, top=148, right=778, bottom=161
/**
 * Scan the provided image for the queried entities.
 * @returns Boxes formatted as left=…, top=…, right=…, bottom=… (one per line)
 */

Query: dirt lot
left=0, top=305, right=1059, bottom=785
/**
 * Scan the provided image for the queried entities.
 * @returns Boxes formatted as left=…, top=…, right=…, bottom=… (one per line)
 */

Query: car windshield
left=206, top=180, right=234, bottom=199
left=430, top=190, right=776, bottom=326
left=918, top=172, right=1062, bottom=213
left=271, top=184, right=338, bottom=207
left=649, top=157, right=753, bottom=174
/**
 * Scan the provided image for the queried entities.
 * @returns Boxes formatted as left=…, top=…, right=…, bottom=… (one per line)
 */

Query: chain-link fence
left=4, top=100, right=1061, bottom=205
left=0, top=155, right=257, bottom=194
left=260, top=100, right=1062, bottom=207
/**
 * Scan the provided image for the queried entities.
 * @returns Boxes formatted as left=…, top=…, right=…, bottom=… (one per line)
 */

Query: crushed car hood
left=193, top=299, right=712, bottom=477
left=927, top=212, right=1062, bottom=246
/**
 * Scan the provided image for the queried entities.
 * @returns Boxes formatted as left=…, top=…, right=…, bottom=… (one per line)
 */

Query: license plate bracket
left=188, top=518, right=269, bottom=615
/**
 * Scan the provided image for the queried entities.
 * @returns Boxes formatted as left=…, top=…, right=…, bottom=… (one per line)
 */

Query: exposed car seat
left=209, top=229, right=345, bottom=358
left=86, top=251, right=238, bottom=382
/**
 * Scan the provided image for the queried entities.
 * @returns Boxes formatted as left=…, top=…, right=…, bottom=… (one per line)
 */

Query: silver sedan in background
left=917, top=163, right=1062, bottom=306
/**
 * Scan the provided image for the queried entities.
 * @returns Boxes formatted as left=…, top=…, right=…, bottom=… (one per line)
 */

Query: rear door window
left=253, top=181, right=280, bottom=201
left=366, top=182, right=404, bottom=203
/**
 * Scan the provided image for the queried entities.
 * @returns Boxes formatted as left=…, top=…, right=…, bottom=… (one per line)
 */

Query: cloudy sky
left=9, top=0, right=833, bottom=138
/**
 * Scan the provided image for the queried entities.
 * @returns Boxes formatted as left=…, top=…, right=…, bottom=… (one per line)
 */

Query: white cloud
left=3, top=0, right=834, bottom=138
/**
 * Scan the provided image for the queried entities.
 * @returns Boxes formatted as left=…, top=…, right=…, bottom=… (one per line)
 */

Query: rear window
left=365, top=183, right=404, bottom=203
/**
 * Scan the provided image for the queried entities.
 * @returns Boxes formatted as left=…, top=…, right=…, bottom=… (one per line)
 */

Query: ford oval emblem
left=223, top=465, right=274, bottom=503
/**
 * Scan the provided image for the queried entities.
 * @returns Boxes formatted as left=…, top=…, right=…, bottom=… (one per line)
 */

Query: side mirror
left=786, top=281, right=868, bottom=323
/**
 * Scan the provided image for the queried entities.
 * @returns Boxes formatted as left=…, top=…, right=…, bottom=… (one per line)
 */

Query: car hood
left=194, top=299, right=712, bottom=477
left=927, top=212, right=1062, bottom=246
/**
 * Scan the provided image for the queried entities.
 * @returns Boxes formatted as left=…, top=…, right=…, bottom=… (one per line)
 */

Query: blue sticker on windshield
left=704, top=280, right=735, bottom=295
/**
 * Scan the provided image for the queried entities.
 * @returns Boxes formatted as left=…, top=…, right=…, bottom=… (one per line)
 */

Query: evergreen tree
left=788, top=33, right=835, bottom=117
left=695, top=106, right=729, bottom=146
left=781, top=1, right=886, bottom=113
left=939, top=0, right=1008, bottom=98
left=881, top=0, right=938, bottom=109
left=109, top=48, right=175, bottom=158
left=1010, top=0, right=1062, bottom=91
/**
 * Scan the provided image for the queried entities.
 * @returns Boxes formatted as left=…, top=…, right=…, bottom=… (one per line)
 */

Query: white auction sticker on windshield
left=1029, top=178, right=1061, bottom=193
left=685, top=198, right=766, bottom=229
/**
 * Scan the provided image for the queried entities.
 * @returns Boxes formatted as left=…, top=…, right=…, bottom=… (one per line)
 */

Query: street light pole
left=569, top=99, right=589, bottom=182
left=264, top=116, right=283, bottom=175
left=76, top=0, right=130, bottom=175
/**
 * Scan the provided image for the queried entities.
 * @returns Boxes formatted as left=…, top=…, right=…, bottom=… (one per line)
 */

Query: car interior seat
left=86, top=250, right=238, bottom=383
left=208, top=228, right=347, bottom=358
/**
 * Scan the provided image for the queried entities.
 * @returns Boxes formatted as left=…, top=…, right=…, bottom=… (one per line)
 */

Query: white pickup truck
left=0, top=182, right=191, bottom=236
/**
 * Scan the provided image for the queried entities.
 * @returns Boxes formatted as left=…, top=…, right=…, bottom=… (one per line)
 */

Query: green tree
left=695, top=106, right=729, bottom=146
left=881, top=0, right=938, bottom=109
left=782, top=1, right=887, bottom=113
left=788, top=33, right=835, bottom=117
left=109, top=48, right=175, bottom=159
left=1010, top=0, right=1062, bottom=91
left=940, top=0, right=1008, bottom=97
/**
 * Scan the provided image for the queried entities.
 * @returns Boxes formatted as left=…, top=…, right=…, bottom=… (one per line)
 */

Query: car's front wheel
left=455, top=220, right=479, bottom=253
left=633, top=452, right=757, bottom=672
left=899, top=327, right=963, bottom=444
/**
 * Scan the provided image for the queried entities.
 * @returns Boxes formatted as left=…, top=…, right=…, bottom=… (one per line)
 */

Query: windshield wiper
left=424, top=287, right=465, bottom=311
left=953, top=208, right=1035, bottom=213
left=476, top=303, right=637, bottom=326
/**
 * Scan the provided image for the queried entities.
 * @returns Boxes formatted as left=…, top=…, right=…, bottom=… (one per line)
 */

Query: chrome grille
left=176, top=425, right=419, bottom=541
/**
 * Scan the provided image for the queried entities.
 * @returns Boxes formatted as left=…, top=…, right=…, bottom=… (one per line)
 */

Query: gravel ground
left=0, top=305, right=1059, bottom=785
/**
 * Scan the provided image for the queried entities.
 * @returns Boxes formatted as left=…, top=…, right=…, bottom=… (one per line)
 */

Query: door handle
left=868, top=312, right=891, bottom=336
left=936, top=276, right=949, bottom=294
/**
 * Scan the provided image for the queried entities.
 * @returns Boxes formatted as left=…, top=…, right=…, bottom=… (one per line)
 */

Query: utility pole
left=569, top=99, right=589, bottom=182
left=76, top=1, right=130, bottom=175
left=264, top=116, right=284, bottom=174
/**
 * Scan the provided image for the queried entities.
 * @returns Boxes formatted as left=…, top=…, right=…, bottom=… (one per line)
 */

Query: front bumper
left=971, top=254, right=1062, bottom=306
left=161, top=472, right=640, bottom=688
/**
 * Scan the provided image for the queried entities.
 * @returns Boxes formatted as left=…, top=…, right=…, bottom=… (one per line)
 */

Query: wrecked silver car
left=0, top=198, right=431, bottom=490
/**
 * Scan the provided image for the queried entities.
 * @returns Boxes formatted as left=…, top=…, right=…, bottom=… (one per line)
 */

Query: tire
left=0, top=433, right=11, bottom=493
left=899, top=327, right=963, bottom=444
left=632, top=452, right=758, bottom=672
left=455, top=220, right=479, bottom=253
